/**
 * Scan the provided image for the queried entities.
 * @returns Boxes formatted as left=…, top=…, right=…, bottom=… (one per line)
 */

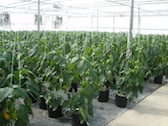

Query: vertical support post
left=126, top=0, right=134, bottom=58
left=91, top=15, right=93, bottom=32
left=97, top=9, right=99, bottom=31
left=66, top=12, right=68, bottom=31
left=38, top=0, right=40, bottom=41
left=138, top=5, right=141, bottom=47
left=44, top=14, right=47, bottom=31
left=73, top=17, right=74, bottom=31
left=113, top=16, right=115, bottom=32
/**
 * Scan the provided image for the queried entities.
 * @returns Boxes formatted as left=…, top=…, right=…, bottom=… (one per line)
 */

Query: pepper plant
left=0, top=50, right=32, bottom=126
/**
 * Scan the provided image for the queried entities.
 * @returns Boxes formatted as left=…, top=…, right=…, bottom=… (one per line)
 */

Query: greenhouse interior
left=0, top=0, right=168, bottom=126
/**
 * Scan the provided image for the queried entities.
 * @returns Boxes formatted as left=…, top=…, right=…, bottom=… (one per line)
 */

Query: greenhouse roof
left=0, top=0, right=168, bottom=17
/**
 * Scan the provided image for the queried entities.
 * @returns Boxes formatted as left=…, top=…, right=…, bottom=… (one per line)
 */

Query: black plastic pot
left=71, top=112, right=87, bottom=126
left=39, top=97, right=47, bottom=110
left=154, top=75, right=163, bottom=84
left=48, top=105, right=62, bottom=118
left=98, top=88, right=109, bottom=102
left=115, top=94, right=127, bottom=108
left=69, top=83, right=78, bottom=92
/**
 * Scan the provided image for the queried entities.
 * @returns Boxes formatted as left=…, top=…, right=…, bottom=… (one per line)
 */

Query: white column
left=91, top=15, right=93, bottom=32
left=126, top=0, right=134, bottom=58
left=138, top=5, right=141, bottom=46
left=97, top=9, right=99, bottom=31
left=38, top=0, right=40, bottom=40
left=113, top=16, right=115, bottom=32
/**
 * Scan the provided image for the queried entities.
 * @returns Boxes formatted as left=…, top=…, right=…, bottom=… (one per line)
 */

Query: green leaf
left=68, top=62, right=77, bottom=71
left=24, top=97, right=32, bottom=112
left=28, top=47, right=36, bottom=57
left=50, top=100, right=59, bottom=111
left=70, top=57, right=78, bottom=64
left=27, top=76, right=39, bottom=91
left=0, top=58, right=10, bottom=70
left=79, top=108, right=88, bottom=121
left=16, top=105, right=29, bottom=124
left=90, top=69, right=98, bottom=83
left=17, top=52, right=24, bottom=61
left=0, top=87, right=13, bottom=102
left=84, top=59, right=91, bottom=69
left=15, top=118, right=27, bottom=126
left=88, top=108, right=93, bottom=117
left=2, top=52, right=12, bottom=62
left=62, top=100, right=69, bottom=109
left=78, top=60, right=87, bottom=75
left=3, top=73, right=14, bottom=86
left=64, top=43, right=71, bottom=54
left=63, top=71, right=72, bottom=83
left=58, top=56, right=66, bottom=66
left=13, top=86, right=28, bottom=99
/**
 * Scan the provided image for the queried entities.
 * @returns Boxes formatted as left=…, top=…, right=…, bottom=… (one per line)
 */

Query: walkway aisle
left=106, top=83, right=168, bottom=126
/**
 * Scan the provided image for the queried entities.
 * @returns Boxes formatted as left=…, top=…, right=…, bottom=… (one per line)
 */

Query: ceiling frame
left=0, top=0, right=168, bottom=17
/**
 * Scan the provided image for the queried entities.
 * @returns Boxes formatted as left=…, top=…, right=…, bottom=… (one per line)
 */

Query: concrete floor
left=106, top=83, right=168, bottom=126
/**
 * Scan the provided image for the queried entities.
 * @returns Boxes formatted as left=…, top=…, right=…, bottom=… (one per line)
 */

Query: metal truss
left=0, top=0, right=168, bottom=17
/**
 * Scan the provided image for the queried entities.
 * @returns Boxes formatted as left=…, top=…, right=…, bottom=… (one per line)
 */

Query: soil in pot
left=115, top=94, right=127, bottom=108
left=154, top=75, right=163, bottom=84
left=39, top=97, right=47, bottom=110
left=71, top=112, right=87, bottom=126
left=48, top=105, right=63, bottom=118
left=69, top=83, right=78, bottom=92
left=98, top=88, right=109, bottom=102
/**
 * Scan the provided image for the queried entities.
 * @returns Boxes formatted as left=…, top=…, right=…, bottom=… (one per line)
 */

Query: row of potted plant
left=0, top=31, right=168, bottom=126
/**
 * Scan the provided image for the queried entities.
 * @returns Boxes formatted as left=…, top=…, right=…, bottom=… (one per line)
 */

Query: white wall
left=1, top=13, right=168, bottom=35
